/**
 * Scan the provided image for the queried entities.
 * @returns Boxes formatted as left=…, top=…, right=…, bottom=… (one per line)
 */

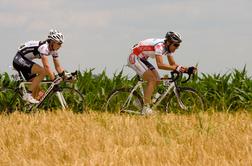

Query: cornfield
left=0, top=67, right=252, bottom=112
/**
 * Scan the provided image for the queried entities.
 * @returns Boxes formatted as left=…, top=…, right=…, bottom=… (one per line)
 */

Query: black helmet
left=165, top=31, right=182, bottom=43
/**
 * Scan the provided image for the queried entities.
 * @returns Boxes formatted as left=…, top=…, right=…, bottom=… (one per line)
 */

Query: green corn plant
left=0, top=67, right=251, bottom=112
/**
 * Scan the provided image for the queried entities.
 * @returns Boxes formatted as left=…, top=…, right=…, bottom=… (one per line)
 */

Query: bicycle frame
left=151, top=81, right=176, bottom=109
left=123, top=78, right=187, bottom=111
left=18, top=77, right=68, bottom=110
left=152, top=81, right=188, bottom=110
left=122, top=80, right=144, bottom=109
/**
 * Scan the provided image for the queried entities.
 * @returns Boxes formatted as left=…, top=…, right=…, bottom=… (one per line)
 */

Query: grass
left=0, top=110, right=251, bottom=166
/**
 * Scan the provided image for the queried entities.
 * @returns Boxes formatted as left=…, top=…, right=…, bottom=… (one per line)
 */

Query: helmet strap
left=164, top=40, right=171, bottom=53
left=167, top=45, right=171, bottom=53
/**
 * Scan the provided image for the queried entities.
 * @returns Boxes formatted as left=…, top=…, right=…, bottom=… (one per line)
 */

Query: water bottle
left=152, top=92, right=161, bottom=103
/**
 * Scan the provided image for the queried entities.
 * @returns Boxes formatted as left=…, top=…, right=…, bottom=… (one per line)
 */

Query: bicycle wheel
left=166, top=87, right=205, bottom=113
left=42, top=87, right=85, bottom=112
left=0, top=87, right=24, bottom=113
left=105, top=88, right=143, bottom=114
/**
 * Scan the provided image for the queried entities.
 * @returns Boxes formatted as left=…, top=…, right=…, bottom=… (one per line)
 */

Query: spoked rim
left=105, top=89, right=143, bottom=114
left=166, top=87, right=204, bottom=113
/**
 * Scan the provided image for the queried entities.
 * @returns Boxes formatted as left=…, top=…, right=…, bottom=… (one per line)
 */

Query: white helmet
left=48, top=29, right=64, bottom=44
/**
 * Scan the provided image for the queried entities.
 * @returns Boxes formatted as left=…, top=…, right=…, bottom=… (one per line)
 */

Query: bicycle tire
left=105, top=88, right=144, bottom=114
left=41, top=87, right=85, bottom=112
left=165, top=87, right=205, bottom=113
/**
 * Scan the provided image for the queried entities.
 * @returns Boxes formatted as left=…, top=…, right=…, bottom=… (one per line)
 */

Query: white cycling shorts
left=127, top=53, right=150, bottom=76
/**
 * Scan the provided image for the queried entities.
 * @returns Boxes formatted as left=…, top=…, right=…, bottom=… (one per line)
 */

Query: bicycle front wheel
left=105, top=88, right=143, bottom=114
left=43, top=87, right=85, bottom=112
left=166, top=87, right=204, bottom=113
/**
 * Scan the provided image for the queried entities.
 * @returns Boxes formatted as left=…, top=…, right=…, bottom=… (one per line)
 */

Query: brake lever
left=67, top=70, right=78, bottom=81
left=71, top=70, right=78, bottom=76
left=170, top=71, right=181, bottom=82
left=181, top=73, right=193, bottom=83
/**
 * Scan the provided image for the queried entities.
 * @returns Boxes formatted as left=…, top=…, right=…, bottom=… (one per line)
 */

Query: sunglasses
left=173, top=43, right=180, bottom=47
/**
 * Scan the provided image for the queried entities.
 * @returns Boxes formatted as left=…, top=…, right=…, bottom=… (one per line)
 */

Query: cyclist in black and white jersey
left=13, top=29, right=65, bottom=103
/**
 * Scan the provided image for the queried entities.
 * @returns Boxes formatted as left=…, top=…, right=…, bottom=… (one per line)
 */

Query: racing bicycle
left=0, top=70, right=84, bottom=113
left=105, top=70, right=205, bottom=114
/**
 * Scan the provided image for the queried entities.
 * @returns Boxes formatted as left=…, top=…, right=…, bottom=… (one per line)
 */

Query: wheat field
left=0, top=110, right=251, bottom=166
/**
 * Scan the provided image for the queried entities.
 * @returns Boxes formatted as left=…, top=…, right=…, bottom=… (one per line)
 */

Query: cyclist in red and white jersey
left=13, top=29, right=65, bottom=103
left=128, top=31, right=195, bottom=115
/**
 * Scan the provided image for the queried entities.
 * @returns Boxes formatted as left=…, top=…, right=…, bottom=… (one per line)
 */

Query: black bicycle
left=0, top=71, right=85, bottom=113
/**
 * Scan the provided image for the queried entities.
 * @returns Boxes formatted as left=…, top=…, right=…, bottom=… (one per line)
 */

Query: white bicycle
left=105, top=70, right=205, bottom=114
left=0, top=70, right=84, bottom=113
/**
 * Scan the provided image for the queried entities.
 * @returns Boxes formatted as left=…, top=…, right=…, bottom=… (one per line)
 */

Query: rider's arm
left=155, top=55, right=177, bottom=70
left=41, top=55, right=55, bottom=80
left=53, top=58, right=64, bottom=74
left=167, top=55, right=187, bottom=72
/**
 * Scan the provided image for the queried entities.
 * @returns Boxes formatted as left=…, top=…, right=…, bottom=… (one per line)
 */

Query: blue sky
left=1, top=0, right=252, bottom=76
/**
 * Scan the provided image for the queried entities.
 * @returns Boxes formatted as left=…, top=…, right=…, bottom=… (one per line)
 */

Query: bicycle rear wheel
left=42, top=87, right=85, bottom=112
left=166, top=87, right=204, bottom=113
left=105, top=88, right=143, bottom=114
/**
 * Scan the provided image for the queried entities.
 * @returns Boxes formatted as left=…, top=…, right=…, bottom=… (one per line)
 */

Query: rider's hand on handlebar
left=58, top=71, right=76, bottom=81
left=187, top=66, right=197, bottom=75
left=175, top=65, right=187, bottom=73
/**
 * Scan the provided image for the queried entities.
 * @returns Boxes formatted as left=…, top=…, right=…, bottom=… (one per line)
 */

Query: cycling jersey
left=128, top=38, right=172, bottom=76
left=132, top=38, right=172, bottom=59
left=13, top=40, right=59, bottom=81
left=18, top=40, right=59, bottom=60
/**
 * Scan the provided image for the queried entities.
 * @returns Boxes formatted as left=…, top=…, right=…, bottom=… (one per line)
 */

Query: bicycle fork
left=173, top=87, right=187, bottom=110
left=56, top=91, right=68, bottom=109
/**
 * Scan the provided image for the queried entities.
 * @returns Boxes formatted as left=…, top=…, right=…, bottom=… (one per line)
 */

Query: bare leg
left=33, top=86, right=42, bottom=100
left=27, top=78, right=40, bottom=98
left=30, top=64, right=46, bottom=98
left=142, top=69, right=159, bottom=104
left=152, top=69, right=161, bottom=85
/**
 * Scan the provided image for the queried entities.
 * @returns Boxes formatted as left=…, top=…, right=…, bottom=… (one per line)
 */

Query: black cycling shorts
left=140, top=58, right=155, bottom=71
left=13, top=53, right=36, bottom=81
